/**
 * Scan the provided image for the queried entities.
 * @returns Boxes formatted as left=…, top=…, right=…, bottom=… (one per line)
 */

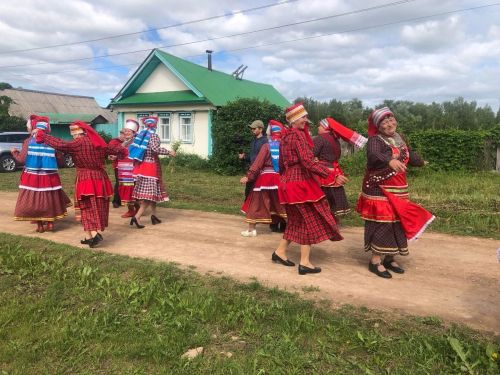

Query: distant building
left=2, top=88, right=116, bottom=139
left=109, top=49, right=289, bottom=157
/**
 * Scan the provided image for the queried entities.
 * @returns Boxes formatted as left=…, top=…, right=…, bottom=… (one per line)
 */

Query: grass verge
left=0, top=234, right=498, bottom=374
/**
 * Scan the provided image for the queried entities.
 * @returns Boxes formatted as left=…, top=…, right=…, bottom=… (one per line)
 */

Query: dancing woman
left=36, top=120, right=126, bottom=247
left=240, top=120, right=287, bottom=236
left=273, top=103, right=343, bottom=275
left=12, top=115, right=71, bottom=232
left=128, top=116, right=176, bottom=228
left=356, top=107, right=434, bottom=278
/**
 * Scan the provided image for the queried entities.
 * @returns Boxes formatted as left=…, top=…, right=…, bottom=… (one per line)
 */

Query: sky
left=0, top=0, right=499, bottom=112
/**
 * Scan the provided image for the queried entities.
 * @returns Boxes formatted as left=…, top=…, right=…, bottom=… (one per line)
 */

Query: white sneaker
left=241, top=229, right=257, bottom=237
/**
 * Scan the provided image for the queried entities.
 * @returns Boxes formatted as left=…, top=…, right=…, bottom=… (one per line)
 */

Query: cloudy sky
left=0, top=0, right=499, bottom=111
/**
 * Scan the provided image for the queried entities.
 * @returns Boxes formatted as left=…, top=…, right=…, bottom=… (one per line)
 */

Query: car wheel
left=63, top=154, right=74, bottom=168
left=0, top=155, right=17, bottom=172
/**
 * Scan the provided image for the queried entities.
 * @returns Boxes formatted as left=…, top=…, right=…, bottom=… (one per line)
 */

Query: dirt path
left=0, top=191, right=498, bottom=334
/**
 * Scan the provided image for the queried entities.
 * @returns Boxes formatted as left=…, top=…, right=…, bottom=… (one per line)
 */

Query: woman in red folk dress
left=313, top=117, right=367, bottom=222
left=356, top=107, right=434, bottom=279
left=11, top=115, right=71, bottom=232
left=240, top=120, right=287, bottom=237
left=36, top=120, right=126, bottom=248
left=273, top=103, right=343, bottom=276
left=108, top=119, right=140, bottom=219
left=128, top=116, right=176, bottom=228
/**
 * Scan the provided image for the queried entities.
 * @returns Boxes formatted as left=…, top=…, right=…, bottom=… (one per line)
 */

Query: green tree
left=211, top=98, right=284, bottom=175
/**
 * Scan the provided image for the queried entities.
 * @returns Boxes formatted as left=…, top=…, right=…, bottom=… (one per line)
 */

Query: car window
left=0, top=135, right=6, bottom=142
left=11, top=134, right=29, bottom=142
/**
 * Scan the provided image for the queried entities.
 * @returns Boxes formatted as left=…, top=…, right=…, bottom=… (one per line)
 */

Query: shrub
left=97, top=130, right=113, bottom=143
left=161, top=152, right=210, bottom=170
left=211, top=98, right=286, bottom=175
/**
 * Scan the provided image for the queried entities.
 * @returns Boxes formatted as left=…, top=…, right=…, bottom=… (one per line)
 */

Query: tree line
left=296, top=96, right=500, bottom=135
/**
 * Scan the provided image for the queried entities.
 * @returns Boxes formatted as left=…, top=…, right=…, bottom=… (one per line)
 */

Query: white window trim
left=178, top=112, right=194, bottom=144
left=158, top=114, right=172, bottom=143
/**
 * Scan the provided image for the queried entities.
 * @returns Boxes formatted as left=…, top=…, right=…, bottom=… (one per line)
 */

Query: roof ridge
left=1, top=87, right=95, bottom=99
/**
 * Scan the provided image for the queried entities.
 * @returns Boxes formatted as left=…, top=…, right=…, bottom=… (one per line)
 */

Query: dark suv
left=0, top=131, right=74, bottom=172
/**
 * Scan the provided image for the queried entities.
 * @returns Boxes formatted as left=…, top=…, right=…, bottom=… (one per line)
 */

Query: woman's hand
left=10, top=147, right=18, bottom=155
left=388, top=159, right=407, bottom=173
left=335, top=175, right=349, bottom=185
left=240, top=176, right=248, bottom=184
left=169, top=150, right=176, bottom=157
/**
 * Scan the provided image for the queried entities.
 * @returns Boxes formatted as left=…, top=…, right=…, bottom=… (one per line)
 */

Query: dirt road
left=0, top=191, right=498, bottom=334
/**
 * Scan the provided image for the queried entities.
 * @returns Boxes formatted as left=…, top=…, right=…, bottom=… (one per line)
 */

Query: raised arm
left=246, top=143, right=269, bottom=182
left=149, top=134, right=171, bottom=156
left=11, top=138, right=30, bottom=164
left=38, top=133, right=80, bottom=154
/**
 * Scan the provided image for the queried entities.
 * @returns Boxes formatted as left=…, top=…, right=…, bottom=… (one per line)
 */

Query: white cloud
left=0, top=0, right=498, bottom=112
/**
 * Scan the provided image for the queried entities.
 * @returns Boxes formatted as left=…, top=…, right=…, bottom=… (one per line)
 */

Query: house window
left=179, top=112, right=193, bottom=143
left=136, top=113, right=150, bottom=131
left=158, top=115, right=171, bottom=142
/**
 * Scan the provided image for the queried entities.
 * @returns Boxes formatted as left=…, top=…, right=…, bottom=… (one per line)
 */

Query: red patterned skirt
left=14, top=169, right=71, bottom=221
left=132, top=161, right=168, bottom=202
left=283, top=198, right=343, bottom=245
left=73, top=169, right=113, bottom=231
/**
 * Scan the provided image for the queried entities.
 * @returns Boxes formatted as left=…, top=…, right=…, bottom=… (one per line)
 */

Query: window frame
left=157, top=113, right=172, bottom=142
left=178, top=112, right=194, bottom=144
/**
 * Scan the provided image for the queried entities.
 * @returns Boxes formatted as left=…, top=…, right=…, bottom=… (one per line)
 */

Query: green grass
left=1, top=160, right=498, bottom=238
left=0, top=234, right=498, bottom=374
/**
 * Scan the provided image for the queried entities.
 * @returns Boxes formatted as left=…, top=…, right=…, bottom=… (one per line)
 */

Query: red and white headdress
left=319, top=117, right=367, bottom=149
left=30, top=114, right=51, bottom=133
left=285, top=102, right=308, bottom=124
left=368, top=107, right=394, bottom=136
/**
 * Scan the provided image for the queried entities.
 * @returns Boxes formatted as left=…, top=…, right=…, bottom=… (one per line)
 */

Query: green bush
left=407, top=128, right=499, bottom=171
left=97, top=130, right=113, bottom=143
left=161, top=152, right=210, bottom=170
left=211, top=98, right=286, bottom=175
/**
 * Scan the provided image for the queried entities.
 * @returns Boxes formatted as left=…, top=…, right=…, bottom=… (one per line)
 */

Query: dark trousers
left=112, top=169, right=121, bottom=207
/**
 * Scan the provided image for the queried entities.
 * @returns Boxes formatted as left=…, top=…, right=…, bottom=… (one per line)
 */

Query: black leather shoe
left=112, top=201, right=121, bottom=208
left=151, top=215, right=162, bottom=225
left=130, top=217, right=145, bottom=229
left=81, top=233, right=102, bottom=244
left=89, top=234, right=103, bottom=248
left=271, top=252, right=295, bottom=266
left=298, top=264, right=321, bottom=275
left=368, top=262, right=392, bottom=278
left=383, top=259, right=405, bottom=274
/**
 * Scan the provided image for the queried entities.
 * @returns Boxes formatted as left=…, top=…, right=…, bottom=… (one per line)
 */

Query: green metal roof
left=111, top=49, right=290, bottom=108
left=39, top=113, right=100, bottom=124
left=112, top=90, right=209, bottom=106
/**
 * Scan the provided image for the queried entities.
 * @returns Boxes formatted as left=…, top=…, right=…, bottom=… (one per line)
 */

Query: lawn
left=1, top=159, right=498, bottom=239
left=0, top=234, right=498, bottom=374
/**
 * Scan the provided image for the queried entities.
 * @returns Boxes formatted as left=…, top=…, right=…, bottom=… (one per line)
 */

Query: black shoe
left=298, top=264, right=321, bottom=275
left=271, top=252, right=295, bottom=266
left=89, top=234, right=103, bottom=248
left=130, top=217, right=145, bottom=229
left=269, top=223, right=279, bottom=232
left=383, top=259, right=405, bottom=274
left=151, top=215, right=162, bottom=225
left=112, top=201, right=121, bottom=208
left=368, top=262, right=392, bottom=279
left=81, top=233, right=102, bottom=244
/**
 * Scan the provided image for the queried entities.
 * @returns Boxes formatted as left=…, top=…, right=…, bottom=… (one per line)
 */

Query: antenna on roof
left=236, top=66, right=248, bottom=80
left=231, top=65, right=244, bottom=77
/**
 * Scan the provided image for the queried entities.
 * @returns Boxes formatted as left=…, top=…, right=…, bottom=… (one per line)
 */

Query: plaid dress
left=42, top=134, right=125, bottom=231
left=313, top=134, right=350, bottom=218
left=132, top=133, right=170, bottom=202
left=279, top=129, right=342, bottom=245
left=357, top=134, right=425, bottom=255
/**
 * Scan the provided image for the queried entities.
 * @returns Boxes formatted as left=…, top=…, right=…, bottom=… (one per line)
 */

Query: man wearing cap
left=238, top=120, right=268, bottom=199
left=108, top=119, right=140, bottom=218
